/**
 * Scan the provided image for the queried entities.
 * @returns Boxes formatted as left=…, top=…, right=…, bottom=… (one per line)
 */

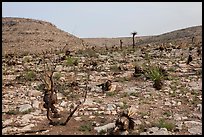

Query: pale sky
left=2, top=2, right=202, bottom=38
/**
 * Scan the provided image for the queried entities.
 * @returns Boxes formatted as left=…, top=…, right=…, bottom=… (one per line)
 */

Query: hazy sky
left=2, top=2, right=202, bottom=38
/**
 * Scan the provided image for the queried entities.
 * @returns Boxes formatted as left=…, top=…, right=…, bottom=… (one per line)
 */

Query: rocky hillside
left=83, top=25, right=202, bottom=47
left=2, top=17, right=202, bottom=135
left=2, top=17, right=91, bottom=56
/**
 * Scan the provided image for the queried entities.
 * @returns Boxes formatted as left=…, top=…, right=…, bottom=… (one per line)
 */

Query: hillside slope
left=2, top=17, right=90, bottom=55
left=83, top=25, right=202, bottom=47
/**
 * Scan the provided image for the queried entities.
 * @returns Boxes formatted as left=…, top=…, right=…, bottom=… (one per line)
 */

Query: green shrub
left=78, top=123, right=92, bottom=132
left=24, top=70, right=36, bottom=81
left=106, top=92, right=116, bottom=96
left=130, top=92, right=139, bottom=97
left=154, top=118, right=175, bottom=131
left=5, top=109, right=19, bottom=115
left=145, top=65, right=165, bottom=90
left=65, top=56, right=78, bottom=66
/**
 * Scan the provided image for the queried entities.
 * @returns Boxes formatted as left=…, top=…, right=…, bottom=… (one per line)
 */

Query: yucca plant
left=145, top=66, right=164, bottom=90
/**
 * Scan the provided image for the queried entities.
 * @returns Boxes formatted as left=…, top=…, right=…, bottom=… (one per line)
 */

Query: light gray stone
left=91, top=86, right=102, bottom=93
left=3, top=119, right=13, bottom=127
left=60, top=101, right=68, bottom=107
left=197, top=104, right=202, bottom=113
left=188, top=126, right=202, bottom=135
left=123, top=87, right=140, bottom=94
left=87, top=108, right=98, bottom=111
left=19, top=104, right=32, bottom=112
left=32, top=100, right=40, bottom=108
left=107, top=104, right=116, bottom=111
left=174, top=114, right=182, bottom=121
left=19, top=124, right=35, bottom=132
left=117, top=102, right=124, bottom=107
left=74, top=117, right=82, bottom=121
left=84, top=98, right=94, bottom=106
left=29, top=89, right=42, bottom=97
left=94, top=123, right=115, bottom=133
left=184, top=121, right=202, bottom=127
left=140, top=127, right=172, bottom=135
left=2, top=127, right=19, bottom=135
left=55, top=65, right=63, bottom=72
left=164, top=101, right=171, bottom=106
left=135, top=119, right=142, bottom=125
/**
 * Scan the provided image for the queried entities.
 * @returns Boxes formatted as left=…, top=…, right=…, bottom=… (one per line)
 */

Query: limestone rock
left=19, top=104, right=32, bottom=113
left=94, top=123, right=115, bottom=133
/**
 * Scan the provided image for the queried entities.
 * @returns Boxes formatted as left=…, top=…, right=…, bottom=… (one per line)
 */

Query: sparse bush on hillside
left=24, top=70, right=36, bottom=81
left=153, top=118, right=175, bottom=131
left=145, top=65, right=166, bottom=90
left=65, top=56, right=78, bottom=66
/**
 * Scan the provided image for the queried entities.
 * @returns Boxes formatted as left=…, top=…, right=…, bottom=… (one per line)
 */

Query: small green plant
left=139, top=112, right=149, bottom=117
left=21, top=108, right=34, bottom=114
left=154, top=118, right=175, bottom=131
left=106, top=92, right=116, bottom=96
left=24, top=70, right=36, bottom=81
left=121, top=92, right=128, bottom=97
left=93, top=111, right=101, bottom=116
left=78, top=123, right=92, bottom=132
left=5, top=109, right=19, bottom=115
left=168, top=67, right=176, bottom=72
left=163, top=111, right=172, bottom=117
left=99, top=129, right=106, bottom=135
left=144, top=52, right=150, bottom=60
left=65, top=56, right=78, bottom=66
left=145, top=66, right=164, bottom=90
left=130, top=92, right=139, bottom=97
left=35, top=83, right=45, bottom=92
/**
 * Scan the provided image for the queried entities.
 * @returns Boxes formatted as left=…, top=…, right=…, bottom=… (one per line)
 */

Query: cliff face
left=2, top=17, right=89, bottom=55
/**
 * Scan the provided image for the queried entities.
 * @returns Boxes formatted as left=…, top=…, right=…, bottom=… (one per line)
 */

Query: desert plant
left=79, top=123, right=92, bottom=132
left=65, top=56, right=78, bottom=66
left=24, top=70, right=36, bottom=81
left=145, top=66, right=164, bottom=90
left=130, top=92, right=139, bottom=97
left=154, top=118, right=175, bottom=131
left=119, top=39, right=123, bottom=50
left=131, top=31, right=137, bottom=48
left=5, top=109, right=19, bottom=115
left=106, top=92, right=116, bottom=97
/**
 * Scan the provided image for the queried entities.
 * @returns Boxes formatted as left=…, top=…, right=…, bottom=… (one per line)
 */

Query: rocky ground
left=2, top=42, right=202, bottom=135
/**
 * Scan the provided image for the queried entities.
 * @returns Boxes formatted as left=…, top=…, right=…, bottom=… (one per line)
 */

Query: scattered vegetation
left=106, top=92, right=116, bottom=97
left=153, top=118, right=175, bottom=131
left=78, top=123, right=92, bottom=132
left=24, top=70, right=36, bottom=81
left=163, top=111, right=172, bottom=117
left=65, top=56, right=78, bottom=66
left=145, top=65, right=166, bottom=90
